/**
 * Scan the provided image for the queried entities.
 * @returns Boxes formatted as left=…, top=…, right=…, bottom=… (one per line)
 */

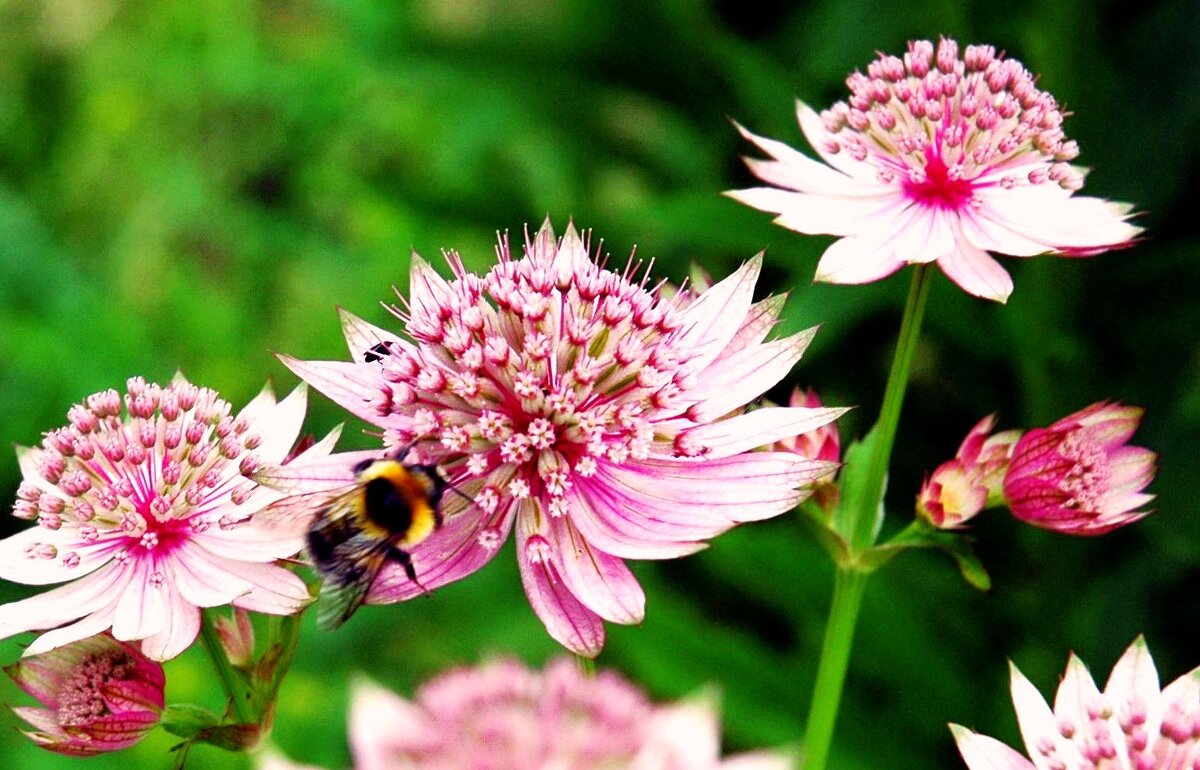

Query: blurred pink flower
left=267, top=658, right=792, bottom=770
left=917, top=414, right=1019, bottom=528
left=952, top=637, right=1200, bottom=770
left=1002, top=402, right=1156, bottom=535
left=0, top=377, right=332, bottom=660
left=5, top=633, right=164, bottom=756
left=277, top=219, right=844, bottom=656
left=728, top=37, right=1141, bottom=302
left=774, top=387, right=841, bottom=511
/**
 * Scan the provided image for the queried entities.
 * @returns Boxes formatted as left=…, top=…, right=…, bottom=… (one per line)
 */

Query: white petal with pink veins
left=673, top=256, right=761, bottom=372
left=1103, top=637, right=1161, bottom=730
left=0, top=561, right=127, bottom=638
left=339, top=307, right=415, bottom=362
left=277, top=356, right=390, bottom=426
left=0, top=526, right=116, bottom=584
left=937, top=241, right=1015, bottom=302
left=250, top=384, right=309, bottom=463
left=218, top=558, right=311, bottom=614
left=170, top=542, right=255, bottom=607
left=796, top=101, right=871, bottom=179
left=976, top=186, right=1141, bottom=251
left=685, top=332, right=814, bottom=422
left=733, top=120, right=883, bottom=196
left=950, top=725, right=1038, bottom=770
left=891, top=207, right=957, bottom=265
left=683, top=406, right=848, bottom=458
left=407, top=253, right=456, bottom=326
left=516, top=511, right=605, bottom=657
left=547, top=516, right=644, bottom=625
left=566, top=487, right=709, bottom=560
left=23, top=598, right=121, bottom=657
left=814, top=233, right=908, bottom=285
left=727, top=188, right=898, bottom=237
left=112, top=560, right=168, bottom=642
left=139, top=588, right=200, bottom=661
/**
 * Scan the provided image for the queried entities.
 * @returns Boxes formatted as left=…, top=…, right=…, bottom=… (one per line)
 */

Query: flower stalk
left=806, top=265, right=932, bottom=770
left=199, top=609, right=254, bottom=726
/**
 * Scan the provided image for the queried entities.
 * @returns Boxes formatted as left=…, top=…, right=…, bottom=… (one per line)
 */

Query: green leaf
left=863, top=521, right=992, bottom=591
left=832, top=429, right=885, bottom=549
left=161, top=703, right=221, bottom=740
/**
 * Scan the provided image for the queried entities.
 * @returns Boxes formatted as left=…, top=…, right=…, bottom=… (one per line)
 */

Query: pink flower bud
left=917, top=415, right=1020, bottom=528
left=1003, top=402, right=1156, bottom=535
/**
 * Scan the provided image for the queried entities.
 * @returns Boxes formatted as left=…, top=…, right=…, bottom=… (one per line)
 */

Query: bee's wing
left=253, top=485, right=359, bottom=533
left=314, top=533, right=391, bottom=631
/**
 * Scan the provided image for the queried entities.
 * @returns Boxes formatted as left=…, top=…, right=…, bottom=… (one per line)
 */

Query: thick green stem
left=801, top=567, right=868, bottom=770
left=848, top=264, right=933, bottom=551
left=803, top=266, right=933, bottom=770
left=575, top=654, right=596, bottom=678
left=199, top=609, right=255, bottom=725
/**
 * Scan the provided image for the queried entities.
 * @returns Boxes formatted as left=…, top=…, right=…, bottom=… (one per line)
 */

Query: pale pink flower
left=5, top=633, right=165, bottom=756
left=267, top=658, right=793, bottom=770
left=1002, top=402, right=1156, bottom=535
left=727, top=37, right=1141, bottom=302
left=952, top=637, right=1200, bottom=770
left=0, top=376, right=332, bottom=660
left=917, top=414, right=1020, bottom=528
left=275, top=219, right=844, bottom=655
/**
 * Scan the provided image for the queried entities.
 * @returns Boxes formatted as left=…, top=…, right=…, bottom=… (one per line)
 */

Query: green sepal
left=797, top=499, right=851, bottom=566
left=863, top=519, right=992, bottom=591
left=161, top=703, right=222, bottom=740
left=831, top=429, right=885, bottom=549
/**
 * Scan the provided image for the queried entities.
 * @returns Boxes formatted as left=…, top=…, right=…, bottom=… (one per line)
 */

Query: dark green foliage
left=0, top=1, right=1196, bottom=768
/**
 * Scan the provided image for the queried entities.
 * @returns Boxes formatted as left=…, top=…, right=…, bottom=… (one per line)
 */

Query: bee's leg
left=387, top=545, right=432, bottom=595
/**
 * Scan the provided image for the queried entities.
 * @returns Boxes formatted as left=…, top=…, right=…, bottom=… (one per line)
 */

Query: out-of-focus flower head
left=273, top=219, right=844, bottom=656
left=952, top=637, right=1200, bottom=770
left=773, top=387, right=841, bottom=511
left=0, top=376, right=333, bottom=660
left=1002, top=402, right=1155, bottom=535
left=5, top=633, right=164, bottom=756
left=728, top=37, right=1141, bottom=302
left=266, top=658, right=792, bottom=770
left=917, top=414, right=1019, bottom=528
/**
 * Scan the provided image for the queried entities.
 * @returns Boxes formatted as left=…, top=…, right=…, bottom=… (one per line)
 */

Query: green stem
left=801, top=567, right=868, bottom=770
left=803, top=266, right=933, bottom=770
left=575, top=654, right=596, bottom=678
left=199, top=609, right=255, bottom=725
left=848, top=264, right=933, bottom=551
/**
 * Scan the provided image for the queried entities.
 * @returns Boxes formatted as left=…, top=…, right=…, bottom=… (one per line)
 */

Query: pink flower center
left=57, top=651, right=135, bottom=727
left=819, top=37, right=1084, bottom=197
left=372, top=231, right=696, bottom=537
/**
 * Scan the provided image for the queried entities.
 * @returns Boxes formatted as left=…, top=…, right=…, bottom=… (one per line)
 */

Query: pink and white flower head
left=917, top=414, right=1020, bottom=528
left=952, top=637, right=1200, bottom=770
left=5, top=633, right=165, bottom=756
left=274, top=219, right=844, bottom=656
left=0, top=376, right=332, bottom=660
left=1002, top=402, right=1156, bottom=536
left=727, top=37, right=1142, bottom=302
left=339, top=658, right=791, bottom=769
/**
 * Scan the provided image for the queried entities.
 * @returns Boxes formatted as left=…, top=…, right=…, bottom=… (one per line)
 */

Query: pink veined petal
left=682, top=406, right=848, bottom=458
left=547, top=516, right=645, bottom=625
left=673, top=256, right=761, bottom=375
left=227, top=384, right=279, bottom=435
left=564, top=487, right=709, bottom=560
left=139, top=588, right=201, bottom=661
left=111, top=560, right=168, bottom=643
left=0, top=526, right=118, bottom=584
left=195, top=522, right=306, bottom=562
left=732, top=119, right=882, bottom=196
left=937, top=240, right=1015, bottom=303
left=814, top=233, right=908, bottom=285
left=1053, top=654, right=1102, bottom=724
left=169, top=542, right=255, bottom=607
left=727, top=295, right=790, bottom=352
left=216, top=558, right=311, bottom=614
left=1009, top=661, right=1062, bottom=761
left=796, top=100, right=871, bottom=179
left=249, top=383, right=310, bottom=464
left=892, top=207, right=957, bottom=265
left=959, top=207, right=1054, bottom=257
left=580, top=473, right=735, bottom=538
left=368, top=494, right=515, bottom=603
left=684, top=331, right=815, bottom=422
left=950, top=725, right=1038, bottom=770
left=515, top=513, right=605, bottom=658
left=12, top=706, right=65, bottom=736
left=254, top=449, right=379, bottom=494
left=276, top=355, right=388, bottom=427
left=339, top=307, right=415, bottom=362
left=24, top=598, right=121, bottom=657
left=726, top=188, right=900, bottom=237
left=1103, top=637, right=1161, bottom=719
left=1156, top=665, right=1200, bottom=746
left=0, top=561, right=127, bottom=641
left=406, top=252, right=456, bottom=327
left=289, top=424, right=344, bottom=464
left=349, top=678, right=430, bottom=770
left=974, top=186, right=1142, bottom=252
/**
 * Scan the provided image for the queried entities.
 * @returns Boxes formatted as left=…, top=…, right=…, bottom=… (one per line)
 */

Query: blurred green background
left=0, top=0, right=1197, bottom=767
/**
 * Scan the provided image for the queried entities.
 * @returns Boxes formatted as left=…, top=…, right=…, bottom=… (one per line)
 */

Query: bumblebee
left=261, top=452, right=447, bottom=630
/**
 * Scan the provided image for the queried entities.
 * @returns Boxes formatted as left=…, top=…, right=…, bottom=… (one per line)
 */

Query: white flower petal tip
left=281, top=219, right=842, bottom=656
left=731, top=38, right=1142, bottom=301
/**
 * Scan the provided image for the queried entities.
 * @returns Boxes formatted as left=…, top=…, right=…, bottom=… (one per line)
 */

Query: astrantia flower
left=6, top=633, right=164, bottom=756
left=266, top=658, right=792, bottom=770
left=952, top=637, right=1200, bottom=770
left=728, top=37, right=1141, bottom=302
left=0, top=377, right=330, bottom=660
left=275, top=219, right=844, bottom=655
left=1003, top=402, right=1155, bottom=535
left=917, top=414, right=1019, bottom=528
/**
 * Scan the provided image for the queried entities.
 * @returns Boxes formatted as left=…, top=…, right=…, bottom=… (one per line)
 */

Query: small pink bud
left=917, top=415, right=1020, bottom=528
left=213, top=608, right=256, bottom=668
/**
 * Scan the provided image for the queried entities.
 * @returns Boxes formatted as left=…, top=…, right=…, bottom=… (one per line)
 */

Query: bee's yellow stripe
left=357, top=460, right=439, bottom=547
